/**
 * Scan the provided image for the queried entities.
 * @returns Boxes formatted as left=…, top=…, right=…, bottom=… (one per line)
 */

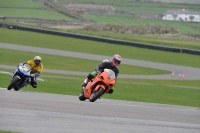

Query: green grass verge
left=0, top=0, right=44, bottom=8
left=2, top=20, right=200, bottom=50
left=0, top=131, right=19, bottom=133
left=67, top=28, right=200, bottom=49
left=0, top=48, right=169, bottom=75
left=1, top=71, right=200, bottom=107
left=0, top=28, right=200, bottom=68
left=65, top=29, right=200, bottom=50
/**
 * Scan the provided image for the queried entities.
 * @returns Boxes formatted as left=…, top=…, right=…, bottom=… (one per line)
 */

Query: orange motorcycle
left=79, top=69, right=116, bottom=102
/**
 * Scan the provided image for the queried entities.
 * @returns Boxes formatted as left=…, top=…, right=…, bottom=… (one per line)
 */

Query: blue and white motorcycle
left=7, top=63, right=32, bottom=91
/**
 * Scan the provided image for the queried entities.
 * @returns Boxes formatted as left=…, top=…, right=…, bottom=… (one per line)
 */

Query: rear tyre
left=7, top=76, right=20, bottom=90
left=89, top=88, right=104, bottom=102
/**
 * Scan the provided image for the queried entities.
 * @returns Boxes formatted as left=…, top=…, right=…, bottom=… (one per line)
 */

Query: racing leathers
left=26, top=59, right=43, bottom=88
left=82, top=61, right=119, bottom=94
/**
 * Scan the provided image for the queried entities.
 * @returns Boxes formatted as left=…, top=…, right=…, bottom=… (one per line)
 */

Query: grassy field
left=115, top=6, right=169, bottom=14
left=82, top=14, right=200, bottom=34
left=1, top=70, right=200, bottom=107
left=0, top=8, right=74, bottom=20
left=0, top=0, right=44, bottom=8
left=0, top=28, right=200, bottom=68
left=65, top=28, right=200, bottom=49
left=2, top=21, right=200, bottom=50
left=0, top=28, right=200, bottom=107
left=59, top=0, right=200, bottom=12
left=0, top=0, right=73, bottom=21
left=0, top=48, right=170, bottom=75
left=116, top=3, right=200, bottom=13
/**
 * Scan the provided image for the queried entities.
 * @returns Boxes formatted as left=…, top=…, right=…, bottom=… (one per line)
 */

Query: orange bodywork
left=83, top=70, right=116, bottom=99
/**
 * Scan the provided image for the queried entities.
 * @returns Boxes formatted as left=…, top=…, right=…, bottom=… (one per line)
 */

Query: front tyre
left=89, top=88, right=104, bottom=102
left=7, top=76, right=20, bottom=90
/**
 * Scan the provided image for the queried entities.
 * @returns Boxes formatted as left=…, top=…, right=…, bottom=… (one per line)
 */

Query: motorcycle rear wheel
left=89, top=88, right=104, bottom=102
left=7, top=76, right=20, bottom=90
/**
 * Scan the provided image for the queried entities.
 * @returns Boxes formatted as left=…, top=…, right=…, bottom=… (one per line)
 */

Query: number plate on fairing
left=23, top=67, right=29, bottom=72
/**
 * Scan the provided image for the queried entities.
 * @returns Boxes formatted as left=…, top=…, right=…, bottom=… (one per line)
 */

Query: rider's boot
left=80, top=79, right=89, bottom=94
left=31, top=77, right=37, bottom=88
left=14, top=86, right=20, bottom=91
left=31, top=81, right=37, bottom=88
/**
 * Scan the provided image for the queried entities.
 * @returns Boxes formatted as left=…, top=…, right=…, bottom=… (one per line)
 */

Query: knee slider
left=108, top=89, right=114, bottom=94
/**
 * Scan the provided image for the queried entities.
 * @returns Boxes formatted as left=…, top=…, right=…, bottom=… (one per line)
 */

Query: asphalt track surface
left=0, top=89, right=200, bottom=133
left=0, top=43, right=200, bottom=133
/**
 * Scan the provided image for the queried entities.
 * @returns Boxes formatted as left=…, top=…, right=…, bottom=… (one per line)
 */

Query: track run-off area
left=0, top=43, right=200, bottom=133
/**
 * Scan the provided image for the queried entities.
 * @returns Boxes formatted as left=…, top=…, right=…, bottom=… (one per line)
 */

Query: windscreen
left=22, top=64, right=31, bottom=72
left=19, top=64, right=32, bottom=76
left=104, top=69, right=115, bottom=79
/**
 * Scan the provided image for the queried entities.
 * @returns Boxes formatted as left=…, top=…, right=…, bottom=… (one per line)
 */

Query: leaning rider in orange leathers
left=80, top=54, right=121, bottom=94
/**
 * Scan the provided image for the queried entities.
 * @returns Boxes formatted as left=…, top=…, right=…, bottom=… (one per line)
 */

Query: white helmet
left=34, top=56, right=42, bottom=65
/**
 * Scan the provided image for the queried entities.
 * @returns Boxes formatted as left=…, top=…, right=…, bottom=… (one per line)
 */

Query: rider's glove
left=17, top=62, right=26, bottom=67
left=17, top=63, right=23, bottom=67
left=30, top=74, right=35, bottom=77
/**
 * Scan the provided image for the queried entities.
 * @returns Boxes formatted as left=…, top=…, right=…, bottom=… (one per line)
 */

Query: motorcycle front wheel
left=7, top=76, right=20, bottom=90
left=89, top=87, right=104, bottom=102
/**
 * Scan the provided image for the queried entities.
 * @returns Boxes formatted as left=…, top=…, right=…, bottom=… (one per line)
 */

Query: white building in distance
left=162, top=9, right=200, bottom=22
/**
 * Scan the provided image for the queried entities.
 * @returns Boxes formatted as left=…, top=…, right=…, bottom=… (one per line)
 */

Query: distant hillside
left=150, top=0, right=200, bottom=4
left=1, top=0, right=200, bottom=34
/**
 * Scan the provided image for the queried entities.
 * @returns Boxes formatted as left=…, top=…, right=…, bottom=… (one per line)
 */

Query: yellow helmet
left=34, top=56, right=42, bottom=65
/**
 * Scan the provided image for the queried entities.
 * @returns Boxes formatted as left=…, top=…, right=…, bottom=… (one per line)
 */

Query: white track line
left=0, top=71, right=44, bottom=81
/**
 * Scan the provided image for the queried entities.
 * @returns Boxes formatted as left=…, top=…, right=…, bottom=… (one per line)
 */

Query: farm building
left=162, top=9, right=200, bottom=22
left=67, top=3, right=115, bottom=14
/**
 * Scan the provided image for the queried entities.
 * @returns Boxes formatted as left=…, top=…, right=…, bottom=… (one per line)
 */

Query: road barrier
left=1, top=23, right=200, bottom=55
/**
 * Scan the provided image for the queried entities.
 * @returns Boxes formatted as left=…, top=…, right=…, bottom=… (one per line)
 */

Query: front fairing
left=99, top=69, right=116, bottom=90
left=88, top=69, right=116, bottom=88
left=84, top=69, right=116, bottom=98
left=18, top=64, right=31, bottom=77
